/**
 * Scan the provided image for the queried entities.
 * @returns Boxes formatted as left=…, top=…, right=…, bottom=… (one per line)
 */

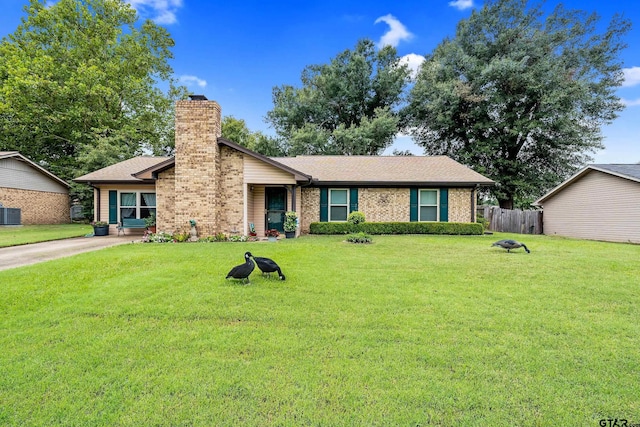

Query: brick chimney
left=173, top=95, right=222, bottom=236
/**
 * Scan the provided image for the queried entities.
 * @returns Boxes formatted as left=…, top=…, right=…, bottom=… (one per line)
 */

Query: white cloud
left=127, top=0, right=183, bottom=25
left=448, top=0, right=474, bottom=11
left=622, top=67, right=640, bottom=88
left=399, top=53, right=425, bottom=79
left=374, top=14, right=413, bottom=48
left=621, top=98, right=640, bottom=107
left=180, top=75, right=207, bottom=88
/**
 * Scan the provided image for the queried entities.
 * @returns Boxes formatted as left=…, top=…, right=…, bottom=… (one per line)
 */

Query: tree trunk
left=498, top=198, right=514, bottom=210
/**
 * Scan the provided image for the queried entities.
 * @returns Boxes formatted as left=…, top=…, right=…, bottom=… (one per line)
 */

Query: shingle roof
left=74, top=156, right=170, bottom=183
left=590, top=164, right=640, bottom=181
left=272, top=155, right=494, bottom=185
left=534, top=163, right=640, bottom=205
left=73, top=152, right=494, bottom=186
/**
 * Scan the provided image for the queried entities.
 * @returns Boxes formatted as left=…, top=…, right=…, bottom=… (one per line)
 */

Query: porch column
left=291, top=185, right=297, bottom=211
left=243, top=183, right=249, bottom=235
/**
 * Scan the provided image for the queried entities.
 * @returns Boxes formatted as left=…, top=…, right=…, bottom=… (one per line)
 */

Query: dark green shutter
left=349, top=188, right=358, bottom=213
left=410, top=188, right=418, bottom=222
left=108, top=191, right=117, bottom=224
left=320, top=188, right=328, bottom=222
left=439, top=188, right=448, bottom=222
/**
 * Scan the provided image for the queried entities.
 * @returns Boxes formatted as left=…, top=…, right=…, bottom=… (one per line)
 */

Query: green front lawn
left=0, top=224, right=92, bottom=247
left=0, top=234, right=638, bottom=425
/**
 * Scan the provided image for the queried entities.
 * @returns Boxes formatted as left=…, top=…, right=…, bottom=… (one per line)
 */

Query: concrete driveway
left=0, top=235, right=138, bottom=272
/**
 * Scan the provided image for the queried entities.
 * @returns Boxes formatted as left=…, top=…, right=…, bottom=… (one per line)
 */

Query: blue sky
left=1, top=0, right=639, bottom=163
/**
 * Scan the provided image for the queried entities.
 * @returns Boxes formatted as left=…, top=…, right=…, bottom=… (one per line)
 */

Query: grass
left=0, top=223, right=92, bottom=247
left=0, top=233, right=639, bottom=425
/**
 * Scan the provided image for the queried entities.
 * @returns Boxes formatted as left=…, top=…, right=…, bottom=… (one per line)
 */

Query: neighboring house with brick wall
left=534, top=164, right=640, bottom=244
left=0, top=151, right=70, bottom=225
left=74, top=96, right=494, bottom=237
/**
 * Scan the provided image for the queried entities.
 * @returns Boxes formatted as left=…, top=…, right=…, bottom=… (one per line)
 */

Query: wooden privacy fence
left=479, top=206, right=543, bottom=234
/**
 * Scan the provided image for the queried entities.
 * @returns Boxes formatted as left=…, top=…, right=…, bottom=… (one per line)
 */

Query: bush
left=173, top=231, right=190, bottom=243
left=347, top=211, right=365, bottom=225
left=309, top=222, right=353, bottom=234
left=309, top=221, right=483, bottom=235
left=213, top=232, right=228, bottom=242
left=284, top=211, right=298, bottom=232
left=476, top=216, right=489, bottom=231
left=345, top=232, right=372, bottom=244
left=142, top=232, right=174, bottom=243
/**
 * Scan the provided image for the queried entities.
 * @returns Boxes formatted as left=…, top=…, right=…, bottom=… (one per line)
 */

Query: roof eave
left=73, top=178, right=155, bottom=185
left=308, top=180, right=495, bottom=187
left=132, top=158, right=176, bottom=179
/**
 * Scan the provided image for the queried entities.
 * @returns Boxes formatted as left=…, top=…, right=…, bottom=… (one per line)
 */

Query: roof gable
left=534, top=164, right=640, bottom=205
left=74, top=156, right=170, bottom=183
left=589, top=164, right=640, bottom=181
left=0, top=151, right=70, bottom=188
left=135, top=138, right=313, bottom=182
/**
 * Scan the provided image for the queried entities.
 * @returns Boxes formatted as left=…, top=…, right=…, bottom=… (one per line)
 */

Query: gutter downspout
left=471, top=185, right=479, bottom=222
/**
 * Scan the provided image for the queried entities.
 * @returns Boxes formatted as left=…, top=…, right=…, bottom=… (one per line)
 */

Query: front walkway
left=0, top=234, right=137, bottom=272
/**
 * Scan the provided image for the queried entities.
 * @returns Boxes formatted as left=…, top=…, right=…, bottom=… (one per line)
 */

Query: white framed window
left=119, top=192, right=156, bottom=221
left=419, top=189, right=439, bottom=221
left=329, top=189, right=349, bottom=221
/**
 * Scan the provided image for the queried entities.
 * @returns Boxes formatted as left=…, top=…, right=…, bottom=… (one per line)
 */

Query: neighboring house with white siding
left=75, top=96, right=494, bottom=237
left=0, top=151, right=70, bottom=224
left=534, top=164, right=640, bottom=244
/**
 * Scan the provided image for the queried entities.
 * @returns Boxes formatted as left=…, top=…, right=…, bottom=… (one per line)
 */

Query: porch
left=245, top=184, right=301, bottom=238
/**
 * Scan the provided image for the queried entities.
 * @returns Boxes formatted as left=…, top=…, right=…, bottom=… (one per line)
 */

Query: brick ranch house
left=74, top=96, right=494, bottom=237
left=1, top=151, right=70, bottom=224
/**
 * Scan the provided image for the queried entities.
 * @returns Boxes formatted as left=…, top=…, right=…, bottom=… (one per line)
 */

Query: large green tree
left=221, top=116, right=286, bottom=156
left=266, top=39, right=411, bottom=156
left=404, top=0, right=630, bottom=208
left=0, top=0, right=187, bottom=186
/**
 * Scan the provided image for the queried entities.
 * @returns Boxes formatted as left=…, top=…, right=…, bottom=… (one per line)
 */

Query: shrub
left=228, top=234, right=249, bottom=242
left=144, top=213, right=156, bottom=228
left=476, top=216, right=489, bottom=231
left=142, top=232, right=174, bottom=243
left=309, top=221, right=483, bottom=235
left=347, top=211, right=365, bottom=225
left=284, top=211, right=298, bottom=232
left=309, top=222, right=353, bottom=234
left=173, top=232, right=190, bottom=243
left=213, top=232, right=228, bottom=242
left=345, top=232, right=372, bottom=244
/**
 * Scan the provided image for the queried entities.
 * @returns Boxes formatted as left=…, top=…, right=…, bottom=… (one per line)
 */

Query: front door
left=265, top=187, right=287, bottom=232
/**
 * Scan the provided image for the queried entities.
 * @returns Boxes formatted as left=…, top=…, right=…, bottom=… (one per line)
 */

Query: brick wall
left=0, top=187, right=70, bottom=224
left=299, top=186, right=475, bottom=232
left=219, top=146, right=244, bottom=235
left=359, top=188, right=410, bottom=222
left=300, top=187, right=320, bottom=233
left=156, top=167, right=176, bottom=233
left=448, top=188, right=473, bottom=222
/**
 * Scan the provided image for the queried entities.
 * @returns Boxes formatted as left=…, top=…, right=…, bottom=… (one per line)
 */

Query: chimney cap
left=188, top=94, right=208, bottom=101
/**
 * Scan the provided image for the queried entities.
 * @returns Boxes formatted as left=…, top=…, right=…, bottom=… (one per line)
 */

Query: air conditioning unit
left=0, top=207, right=21, bottom=225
